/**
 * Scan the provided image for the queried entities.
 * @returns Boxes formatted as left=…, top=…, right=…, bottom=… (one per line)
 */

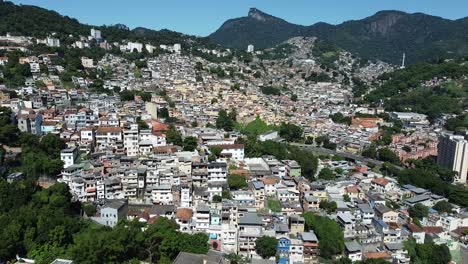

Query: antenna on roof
left=401, top=53, right=406, bottom=69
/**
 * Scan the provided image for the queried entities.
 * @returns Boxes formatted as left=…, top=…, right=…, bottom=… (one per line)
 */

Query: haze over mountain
left=210, top=8, right=468, bottom=64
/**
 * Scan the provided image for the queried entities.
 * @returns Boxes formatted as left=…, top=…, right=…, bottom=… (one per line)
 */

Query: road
left=290, top=143, right=385, bottom=166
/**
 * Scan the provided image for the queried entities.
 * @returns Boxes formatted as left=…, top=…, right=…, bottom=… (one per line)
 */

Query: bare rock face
left=248, top=8, right=268, bottom=22
left=369, top=12, right=404, bottom=35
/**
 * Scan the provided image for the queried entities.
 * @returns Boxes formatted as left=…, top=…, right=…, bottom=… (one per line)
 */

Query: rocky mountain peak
left=248, top=8, right=270, bottom=21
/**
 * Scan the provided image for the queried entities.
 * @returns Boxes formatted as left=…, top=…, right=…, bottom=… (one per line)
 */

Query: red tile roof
left=175, top=208, right=193, bottom=221
left=372, top=178, right=389, bottom=186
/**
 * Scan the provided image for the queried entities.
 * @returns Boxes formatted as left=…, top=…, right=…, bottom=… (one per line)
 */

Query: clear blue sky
left=10, top=0, right=468, bottom=36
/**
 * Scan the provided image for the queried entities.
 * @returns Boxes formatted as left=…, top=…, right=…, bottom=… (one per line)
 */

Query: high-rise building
left=247, top=44, right=254, bottom=53
left=90, top=28, right=102, bottom=40
left=437, top=133, right=468, bottom=183
left=46, top=37, right=60, bottom=47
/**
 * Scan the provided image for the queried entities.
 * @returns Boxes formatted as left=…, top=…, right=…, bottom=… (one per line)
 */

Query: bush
left=255, top=236, right=278, bottom=259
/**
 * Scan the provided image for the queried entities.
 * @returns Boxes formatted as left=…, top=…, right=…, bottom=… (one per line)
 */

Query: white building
left=60, top=147, right=78, bottom=168
left=173, top=43, right=181, bottom=54
left=81, top=57, right=94, bottom=68
left=194, top=204, right=210, bottom=231
left=337, top=211, right=356, bottom=238
left=390, top=112, right=429, bottom=127
left=29, top=62, right=40, bottom=74
left=152, top=185, right=173, bottom=205
left=46, top=37, right=60, bottom=47
left=145, top=101, right=158, bottom=119
left=357, top=204, right=374, bottom=225
left=437, top=133, right=468, bottom=183
left=124, top=127, right=139, bottom=157
left=128, top=42, right=143, bottom=53
left=207, top=162, right=227, bottom=183
left=92, top=200, right=128, bottom=227
left=258, top=130, right=279, bottom=142
left=96, top=126, right=122, bottom=150
left=247, top=44, right=254, bottom=53
left=145, top=44, right=156, bottom=53
left=344, top=241, right=363, bottom=262
left=180, top=185, right=192, bottom=207
left=211, top=144, right=245, bottom=160
left=90, top=28, right=102, bottom=39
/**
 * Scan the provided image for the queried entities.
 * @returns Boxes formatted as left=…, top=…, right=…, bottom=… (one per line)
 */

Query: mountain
left=209, top=8, right=308, bottom=50
left=0, top=1, right=216, bottom=48
left=209, top=8, right=468, bottom=64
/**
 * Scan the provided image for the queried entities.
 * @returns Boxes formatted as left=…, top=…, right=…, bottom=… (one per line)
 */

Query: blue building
left=277, top=236, right=290, bottom=264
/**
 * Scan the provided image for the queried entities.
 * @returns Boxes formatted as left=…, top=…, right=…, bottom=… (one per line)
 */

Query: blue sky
left=10, top=0, right=468, bottom=36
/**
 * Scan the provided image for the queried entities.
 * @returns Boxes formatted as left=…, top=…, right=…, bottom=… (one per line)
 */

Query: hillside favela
left=0, top=0, right=468, bottom=263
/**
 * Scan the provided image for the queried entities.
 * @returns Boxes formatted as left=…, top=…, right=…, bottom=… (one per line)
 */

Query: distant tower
left=401, top=53, right=406, bottom=69
left=247, top=44, right=254, bottom=53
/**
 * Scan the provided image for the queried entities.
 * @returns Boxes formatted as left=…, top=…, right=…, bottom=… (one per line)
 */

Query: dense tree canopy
left=0, top=180, right=209, bottom=263
left=228, top=174, right=247, bottom=190
left=367, top=60, right=468, bottom=118
left=303, top=212, right=344, bottom=259
left=255, top=236, right=278, bottom=259
left=432, top=201, right=453, bottom=214
left=216, top=109, right=237, bottom=132
left=166, top=125, right=182, bottom=146
left=330, top=113, right=351, bottom=125
left=278, top=123, right=303, bottom=142
left=385, top=157, right=468, bottom=207
left=318, top=167, right=335, bottom=180
left=409, top=204, right=429, bottom=219
left=404, top=239, right=451, bottom=264
left=182, top=136, right=198, bottom=151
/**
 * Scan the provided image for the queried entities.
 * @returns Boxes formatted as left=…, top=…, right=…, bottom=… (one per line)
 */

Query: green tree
left=166, top=125, right=182, bottom=146
left=291, top=94, right=298, bottom=101
left=255, top=236, right=277, bottom=259
left=409, top=204, right=429, bottom=219
left=212, top=195, right=222, bottom=203
left=83, top=204, right=96, bottom=217
left=40, top=134, right=66, bottom=159
left=279, top=123, right=303, bottom=142
left=319, top=200, right=337, bottom=214
left=402, top=145, right=412, bottom=152
left=318, top=168, right=335, bottom=180
left=216, top=109, right=236, bottom=131
left=343, top=194, right=351, bottom=202
left=158, top=107, right=170, bottom=119
left=182, top=136, right=198, bottom=151
left=303, top=212, right=344, bottom=259
left=362, top=146, right=377, bottom=159
left=330, top=113, right=351, bottom=125
left=228, top=174, right=247, bottom=190
left=404, top=238, right=451, bottom=264
left=432, top=201, right=452, bottom=213
left=136, top=117, right=149, bottom=130
left=377, top=148, right=400, bottom=165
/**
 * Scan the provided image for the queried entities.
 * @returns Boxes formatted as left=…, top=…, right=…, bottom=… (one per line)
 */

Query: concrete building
left=60, top=147, right=79, bottom=168
left=90, top=28, right=102, bottom=39
left=92, top=200, right=128, bottom=227
left=173, top=43, right=181, bottom=54
left=145, top=101, right=158, bottom=119
left=46, top=37, right=60, bottom=47
left=437, top=133, right=468, bottom=183
left=81, top=57, right=94, bottom=68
